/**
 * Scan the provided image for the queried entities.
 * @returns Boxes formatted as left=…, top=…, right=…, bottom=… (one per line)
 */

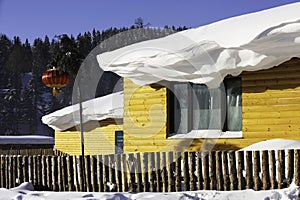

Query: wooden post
left=287, top=149, right=294, bottom=185
left=253, top=151, right=261, bottom=191
left=52, top=156, right=58, bottom=191
left=91, top=156, right=97, bottom=192
left=135, top=153, right=142, bottom=192
left=149, top=152, right=156, bottom=192
left=17, top=155, right=24, bottom=186
left=76, top=156, right=84, bottom=192
left=85, top=155, right=92, bottom=192
left=12, top=156, right=18, bottom=187
left=116, top=154, right=123, bottom=192
left=229, top=151, right=238, bottom=190
left=142, top=152, right=149, bottom=192
left=197, top=152, right=203, bottom=190
left=189, top=152, right=196, bottom=191
left=121, top=154, right=129, bottom=192
left=161, top=152, right=168, bottom=192
left=108, top=154, right=116, bottom=192
left=216, top=151, right=224, bottom=191
left=295, top=150, right=300, bottom=186
left=245, top=151, right=253, bottom=189
left=66, top=156, right=74, bottom=191
left=209, top=151, right=217, bottom=190
left=203, top=152, right=210, bottom=190
left=23, top=156, right=29, bottom=183
left=262, top=150, right=270, bottom=190
left=237, top=151, right=245, bottom=190
left=175, top=152, right=182, bottom=192
left=222, top=151, right=230, bottom=190
left=103, top=155, right=110, bottom=192
left=97, top=155, right=104, bottom=192
left=183, top=151, right=190, bottom=191
left=269, top=150, right=277, bottom=189
left=278, top=150, right=286, bottom=189
left=155, top=152, right=162, bottom=192
left=72, top=155, right=79, bottom=192
left=46, top=156, right=52, bottom=190
left=128, top=153, right=136, bottom=192
left=168, top=151, right=175, bottom=192
left=0, top=155, right=5, bottom=188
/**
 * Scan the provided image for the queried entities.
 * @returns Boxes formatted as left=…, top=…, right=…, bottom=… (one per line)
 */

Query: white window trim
left=168, top=130, right=243, bottom=139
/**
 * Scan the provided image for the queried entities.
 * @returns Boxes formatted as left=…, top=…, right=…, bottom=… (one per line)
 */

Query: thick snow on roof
left=240, top=139, right=300, bottom=151
left=97, top=3, right=300, bottom=88
left=0, top=135, right=54, bottom=144
left=41, top=91, right=123, bottom=131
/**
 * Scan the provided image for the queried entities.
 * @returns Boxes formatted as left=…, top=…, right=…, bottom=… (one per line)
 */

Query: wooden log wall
left=0, top=149, right=299, bottom=192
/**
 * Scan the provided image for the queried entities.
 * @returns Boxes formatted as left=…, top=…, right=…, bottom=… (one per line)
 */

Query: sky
left=0, top=0, right=299, bottom=44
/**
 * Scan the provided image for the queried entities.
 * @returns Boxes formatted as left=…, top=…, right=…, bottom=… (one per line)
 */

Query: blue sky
left=0, top=0, right=299, bottom=44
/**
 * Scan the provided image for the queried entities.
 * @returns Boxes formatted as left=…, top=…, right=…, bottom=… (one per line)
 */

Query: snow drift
left=97, top=3, right=300, bottom=88
left=41, top=91, right=123, bottom=131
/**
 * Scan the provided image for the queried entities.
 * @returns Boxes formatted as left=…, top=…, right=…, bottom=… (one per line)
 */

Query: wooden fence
left=0, top=148, right=63, bottom=156
left=0, top=149, right=299, bottom=192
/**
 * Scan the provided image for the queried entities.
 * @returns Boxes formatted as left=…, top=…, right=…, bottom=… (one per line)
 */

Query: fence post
left=262, top=150, right=270, bottom=190
left=121, top=154, right=129, bottom=192
left=203, top=152, right=210, bottom=190
left=135, top=153, right=142, bottom=192
left=222, top=151, right=230, bottom=190
left=142, top=152, right=149, bottom=192
left=253, top=151, right=261, bottom=190
left=128, top=153, right=136, bottom=192
left=155, top=152, right=162, bottom=192
left=269, top=150, right=277, bottom=189
left=287, top=149, right=294, bottom=185
left=245, top=151, right=253, bottom=189
left=116, top=154, right=123, bottom=192
left=0, top=155, right=5, bottom=188
left=229, top=151, right=238, bottom=190
left=149, top=152, right=156, bottom=192
left=196, top=152, right=203, bottom=190
left=97, top=155, right=104, bottom=192
left=161, top=152, right=168, bottom=192
left=175, top=152, right=182, bottom=192
left=183, top=151, right=190, bottom=191
left=215, top=151, right=224, bottom=191
left=189, top=152, right=196, bottom=191
left=103, top=155, right=110, bottom=192
left=278, top=150, right=286, bottom=189
left=168, top=151, right=175, bottom=192
left=295, top=150, right=300, bottom=186
left=108, top=154, right=116, bottom=192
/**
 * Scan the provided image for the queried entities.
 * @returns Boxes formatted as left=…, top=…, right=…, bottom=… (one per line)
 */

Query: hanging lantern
left=42, top=67, right=70, bottom=96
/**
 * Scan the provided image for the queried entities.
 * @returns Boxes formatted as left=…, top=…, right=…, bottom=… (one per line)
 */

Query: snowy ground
left=0, top=182, right=299, bottom=200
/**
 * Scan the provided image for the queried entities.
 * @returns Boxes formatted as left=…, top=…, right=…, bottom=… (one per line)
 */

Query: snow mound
left=239, top=139, right=300, bottom=151
left=0, top=182, right=298, bottom=200
left=97, top=3, right=300, bottom=88
left=42, top=91, right=123, bottom=131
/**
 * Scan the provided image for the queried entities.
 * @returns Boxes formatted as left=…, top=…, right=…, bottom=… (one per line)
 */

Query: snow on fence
left=0, top=150, right=299, bottom=192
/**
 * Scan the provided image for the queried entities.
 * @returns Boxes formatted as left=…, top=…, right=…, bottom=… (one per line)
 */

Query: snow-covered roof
left=41, top=91, right=123, bottom=131
left=97, top=3, right=300, bottom=88
left=0, top=135, right=54, bottom=145
left=239, top=139, right=300, bottom=151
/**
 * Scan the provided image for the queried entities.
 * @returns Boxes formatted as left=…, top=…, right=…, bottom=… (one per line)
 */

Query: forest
left=0, top=21, right=187, bottom=136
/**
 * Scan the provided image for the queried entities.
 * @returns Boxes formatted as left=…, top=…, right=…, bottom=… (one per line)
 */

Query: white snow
left=97, top=3, right=300, bottom=88
left=41, top=91, right=123, bottom=131
left=0, top=182, right=299, bottom=200
left=239, top=139, right=300, bottom=151
left=0, top=135, right=54, bottom=144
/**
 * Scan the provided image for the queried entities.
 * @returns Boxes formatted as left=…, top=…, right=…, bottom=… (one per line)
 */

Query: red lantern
left=42, top=67, right=70, bottom=96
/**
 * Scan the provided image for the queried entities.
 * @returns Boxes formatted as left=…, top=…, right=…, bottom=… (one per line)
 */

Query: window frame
left=167, top=77, right=242, bottom=139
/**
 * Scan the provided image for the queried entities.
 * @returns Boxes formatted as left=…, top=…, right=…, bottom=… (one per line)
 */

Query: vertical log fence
left=0, top=149, right=299, bottom=192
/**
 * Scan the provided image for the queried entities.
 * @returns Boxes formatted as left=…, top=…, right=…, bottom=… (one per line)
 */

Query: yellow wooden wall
left=124, top=58, right=300, bottom=152
left=55, top=119, right=122, bottom=155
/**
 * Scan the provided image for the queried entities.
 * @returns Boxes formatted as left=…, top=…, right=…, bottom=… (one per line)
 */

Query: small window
left=168, top=78, right=242, bottom=138
left=115, top=130, right=124, bottom=154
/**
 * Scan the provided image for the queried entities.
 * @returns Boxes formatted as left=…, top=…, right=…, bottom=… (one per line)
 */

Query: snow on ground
left=41, top=91, right=123, bottom=131
left=97, top=2, right=300, bottom=88
left=0, top=182, right=299, bottom=200
left=240, top=139, right=300, bottom=151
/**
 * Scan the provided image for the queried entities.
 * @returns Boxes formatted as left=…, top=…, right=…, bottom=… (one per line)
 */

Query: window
left=115, top=130, right=124, bottom=154
left=168, top=78, right=242, bottom=138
